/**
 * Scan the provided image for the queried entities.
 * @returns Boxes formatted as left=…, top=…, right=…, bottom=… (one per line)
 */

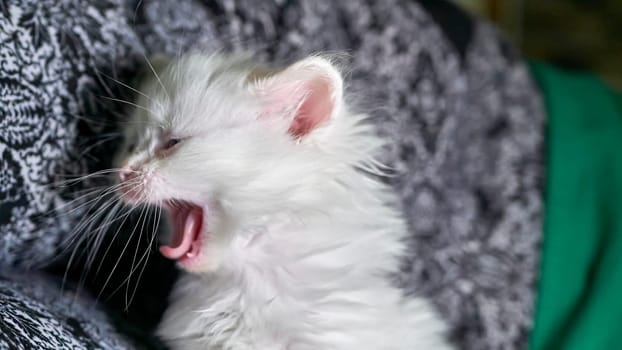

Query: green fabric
left=530, top=63, right=622, bottom=350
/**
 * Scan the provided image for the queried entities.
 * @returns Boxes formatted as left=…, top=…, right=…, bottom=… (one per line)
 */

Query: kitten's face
left=115, top=54, right=342, bottom=272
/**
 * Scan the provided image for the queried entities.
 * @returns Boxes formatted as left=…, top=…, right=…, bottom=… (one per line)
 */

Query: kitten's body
left=117, top=53, right=450, bottom=349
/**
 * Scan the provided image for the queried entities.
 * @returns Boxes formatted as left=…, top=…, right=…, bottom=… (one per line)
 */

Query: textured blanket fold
left=0, top=1, right=544, bottom=348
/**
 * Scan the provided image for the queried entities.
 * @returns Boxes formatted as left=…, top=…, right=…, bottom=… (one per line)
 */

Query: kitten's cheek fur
left=180, top=205, right=236, bottom=273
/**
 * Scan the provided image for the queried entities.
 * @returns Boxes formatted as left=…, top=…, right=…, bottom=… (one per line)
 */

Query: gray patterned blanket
left=0, top=0, right=544, bottom=349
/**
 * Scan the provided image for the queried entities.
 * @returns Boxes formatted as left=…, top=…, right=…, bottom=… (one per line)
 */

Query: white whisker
left=99, top=95, right=158, bottom=116
left=143, top=52, right=171, bottom=103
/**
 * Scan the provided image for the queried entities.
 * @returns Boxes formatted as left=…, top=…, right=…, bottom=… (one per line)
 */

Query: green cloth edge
left=529, top=62, right=622, bottom=350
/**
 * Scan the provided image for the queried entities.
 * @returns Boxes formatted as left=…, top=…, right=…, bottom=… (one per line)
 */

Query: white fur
left=118, top=53, right=452, bottom=349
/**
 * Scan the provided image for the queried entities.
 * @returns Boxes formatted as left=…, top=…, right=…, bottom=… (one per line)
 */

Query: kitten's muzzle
left=118, top=161, right=146, bottom=202
left=119, top=161, right=138, bottom=183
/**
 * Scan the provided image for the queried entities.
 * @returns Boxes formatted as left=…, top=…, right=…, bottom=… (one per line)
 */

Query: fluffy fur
left=116, top=53, right=451, bottom=349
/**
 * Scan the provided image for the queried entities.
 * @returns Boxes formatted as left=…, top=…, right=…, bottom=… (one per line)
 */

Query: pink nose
left=119, top=169, right=136, bottom=183
left=119, top=161, right=138, bottom=183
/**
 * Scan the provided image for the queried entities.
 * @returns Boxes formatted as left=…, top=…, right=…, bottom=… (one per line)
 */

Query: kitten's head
left=114, top=53, right=346, bottom=272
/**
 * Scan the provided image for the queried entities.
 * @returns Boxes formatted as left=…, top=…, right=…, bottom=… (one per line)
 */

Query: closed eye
left=156, top=137, right=181, bottom=158
left=164, top=138, right=181, bottom=150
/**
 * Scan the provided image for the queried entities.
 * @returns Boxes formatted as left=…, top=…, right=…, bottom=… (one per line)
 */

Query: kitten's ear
left=252, top=57, right=343, bottom=138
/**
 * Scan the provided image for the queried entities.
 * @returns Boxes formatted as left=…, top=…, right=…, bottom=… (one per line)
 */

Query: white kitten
left=115, top=53, right=452, bottom=349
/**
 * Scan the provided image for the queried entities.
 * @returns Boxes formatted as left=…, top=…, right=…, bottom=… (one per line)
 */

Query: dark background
left=455, top=0, right=622, bottom=89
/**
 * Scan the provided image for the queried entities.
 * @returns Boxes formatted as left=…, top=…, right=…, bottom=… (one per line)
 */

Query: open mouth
left=159, top=200, right=204, bottom=263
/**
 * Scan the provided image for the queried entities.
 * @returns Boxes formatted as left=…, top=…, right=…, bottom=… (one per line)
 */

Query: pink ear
left=254, top=57, right=343, bottom=138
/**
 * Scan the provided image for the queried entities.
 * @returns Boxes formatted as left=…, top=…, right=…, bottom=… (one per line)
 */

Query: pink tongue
left=159, top=207, right=202, bottom=260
